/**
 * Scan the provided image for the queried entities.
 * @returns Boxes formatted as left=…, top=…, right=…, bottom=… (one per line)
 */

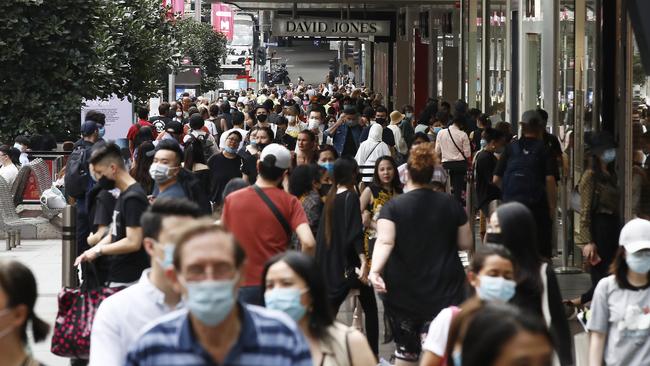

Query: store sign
left=211, top=2, right=233, bottom=41
left=273, top=18, right=390, bottom=37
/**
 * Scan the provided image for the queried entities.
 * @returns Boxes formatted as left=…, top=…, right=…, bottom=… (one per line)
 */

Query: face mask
left=625, top=251, right=650, bottom=274
left=0, top=308, right=14, bottom=339
left=452, top=351, right=462, bottom=366
left=176, top=111, right=183, bottom=117
left=184, top=278, right=237, bottom=326
left=375, top=117, right=387, bottom=126
left=286, top=115, right=296, bottom=124
left=149, top=163, right=175, bottom=184
left=346, top=119, right=358, bottom=127
left=96, top=127, right=105, bottom=139
left=224, top=146, right=238, bottom=154
left=433, top=127, right=442, bottom=134
left=264, top=288, right=307, bottom=321
left=601, top=148, right=616, bottom=164
left=97, top=175, right=116, bottom=190
left=256, top=114, right=268, bottom=123
left=13, top=143, right=23, bottom=152
left=476, top=275, right=517, bottom=302
left=249, top=139, right=257, bottom=146
left=405, top=112, right=413, bottom=119
left=319, top=162, right=334, bottom=175
left=480, top=139, right=488, bottom=149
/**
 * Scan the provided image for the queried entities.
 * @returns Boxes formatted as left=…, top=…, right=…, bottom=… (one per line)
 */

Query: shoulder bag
left=253, top=185, right=292, bottom=239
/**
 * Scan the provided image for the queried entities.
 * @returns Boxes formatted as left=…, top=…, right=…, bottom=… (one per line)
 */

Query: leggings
left=330, top=285, right=379, bottom=356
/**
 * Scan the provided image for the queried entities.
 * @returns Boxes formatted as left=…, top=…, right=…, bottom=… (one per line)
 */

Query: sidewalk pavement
left=2, top=239, right=592, bottom=365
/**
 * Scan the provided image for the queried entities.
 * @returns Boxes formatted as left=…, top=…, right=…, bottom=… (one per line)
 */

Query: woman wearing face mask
left=262, top=251, right=376, bottom=366
left=317, top=145, right=339, bottom=198
left=207, top=131, right=243, bottom=207
left=0, top=260, right=50, bottom=366
left=0, top=145, right=19, bottom=186
left=588, top=218, right=650, bottom=366
left=420, top=244, right=517, bottom=366
left=486, top=202, right=572, bottom=366
left=284, top=105, right=306, bottom=140
left=568, top=133, right=621, bottom=308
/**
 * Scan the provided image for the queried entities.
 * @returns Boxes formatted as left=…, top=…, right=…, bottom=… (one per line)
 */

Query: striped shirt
left=125, top=304, right=312, bottom=366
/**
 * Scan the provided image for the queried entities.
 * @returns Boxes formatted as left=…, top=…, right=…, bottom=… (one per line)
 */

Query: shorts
left=384, top=306, right=431, bottom=361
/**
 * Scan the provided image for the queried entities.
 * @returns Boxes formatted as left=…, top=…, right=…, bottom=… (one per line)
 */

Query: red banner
left=211, top=3, right=233, bottom=41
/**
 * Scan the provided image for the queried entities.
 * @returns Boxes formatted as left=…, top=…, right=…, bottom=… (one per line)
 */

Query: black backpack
left=64, top=145, right=91, bottom=199
left=502, top=139, right=546, bottom=205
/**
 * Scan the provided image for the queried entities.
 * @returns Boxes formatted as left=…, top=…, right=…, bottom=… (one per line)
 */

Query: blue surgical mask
left=184, top=278, right=237, bottom=326
left=452, top=351, right=462, bottom=366
left=155, top=243, right=175, bottom=269
left=264, top=288, right=307, bottom=321
left=625, top=251, right=650, bottom=274
left=249, top=139, right=257, bottom=146
left=319, top=161, right=334, bottom=175
left=98, top=127, right=106, bottom=138
left=480, top=139, right=488, bottom=149
left=601, top=148, right=616, bottom=163
left=476, top=275, right=516, bottom=302
left=433, top=127, right=442, bottom=134
left=224, top=146, right=238, bottom=154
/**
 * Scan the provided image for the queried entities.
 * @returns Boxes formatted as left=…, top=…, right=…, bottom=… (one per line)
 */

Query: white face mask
left=176, top=111, right=183, bottom=117
left=286, top=115, right=296, bottom=124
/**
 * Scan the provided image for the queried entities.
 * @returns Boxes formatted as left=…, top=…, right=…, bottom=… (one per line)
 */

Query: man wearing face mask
left=149, top=140, right=186, bottom=200
left=358, top=106, right=396, bottom=149
left=125, top=220, right=313, bottom=366
left=90, top=198, right=201, bottom=366
left=400, top=105, right=416, bottom=149
left=75, top=143, right=150, bottom=287
left=324, top=104, right=363, bottom=158
left=253, top=104, right=277, bottom=136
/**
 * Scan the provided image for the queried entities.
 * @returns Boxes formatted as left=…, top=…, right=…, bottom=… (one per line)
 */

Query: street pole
left=194, top=0, right=201, bottom=22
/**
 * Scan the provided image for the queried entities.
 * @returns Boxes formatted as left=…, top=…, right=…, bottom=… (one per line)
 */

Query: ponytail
left=31, top=315, right=50, bottom=343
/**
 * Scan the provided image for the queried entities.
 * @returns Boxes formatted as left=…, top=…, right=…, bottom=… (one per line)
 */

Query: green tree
left=175, top=18, right=228, bottom=92
left=0, top=0, right=179, bottom=141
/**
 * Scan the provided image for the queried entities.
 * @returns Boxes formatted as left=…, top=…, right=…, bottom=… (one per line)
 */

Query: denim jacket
left=324, top=123, right=362, bottom=156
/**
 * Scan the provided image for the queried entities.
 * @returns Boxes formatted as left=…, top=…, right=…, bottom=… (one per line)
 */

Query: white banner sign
left=81, top=95, right=133, bottom=141
left=273, top=18, right=390, bottom=37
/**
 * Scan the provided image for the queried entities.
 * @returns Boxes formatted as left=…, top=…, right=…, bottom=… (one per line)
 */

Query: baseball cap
left=260, top=143, right=291, bottom=170
left=81, top=120, right=99, bottom=136
left=619, top=218, right=650, bottom=253
left=520, top=110, right=544, bottom=127
left=165, top=120, right=182, bottom=135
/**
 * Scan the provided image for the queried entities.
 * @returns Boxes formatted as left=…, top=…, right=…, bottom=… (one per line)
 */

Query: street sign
left=263, top=42, right=279, bottom=47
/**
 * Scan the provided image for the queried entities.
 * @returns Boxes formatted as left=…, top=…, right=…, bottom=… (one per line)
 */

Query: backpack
left=501, top=139, right=546, bottom=205
left=193, top=133, right=215, bottom=160
left=64, top=145, right=91, bottom=199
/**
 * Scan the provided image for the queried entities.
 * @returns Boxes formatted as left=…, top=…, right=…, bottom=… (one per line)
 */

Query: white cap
left=260, top=143, right=291, bottom=170
left=619, top=218, right=650, bottom=253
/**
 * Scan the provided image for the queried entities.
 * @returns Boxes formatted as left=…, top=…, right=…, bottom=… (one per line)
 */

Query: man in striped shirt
left=125, top=219, right=312, bottom=366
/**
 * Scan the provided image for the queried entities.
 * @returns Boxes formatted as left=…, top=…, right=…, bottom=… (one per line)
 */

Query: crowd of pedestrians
left=1, top=80, right=650, bottom=366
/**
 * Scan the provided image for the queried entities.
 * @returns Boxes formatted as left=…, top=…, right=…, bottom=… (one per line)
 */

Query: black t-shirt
left=378, top=188, right=468, bottom=319
left=109, top=183, right=150, bottom=283
left=342, top=126, right=359, bottom=158
left=149, top=116, right=172, bottom=134
left=207, top=153, right=243, bottom=204
left=543, top=132, right=562, bottom=179
left=93, top=190, right=116, bottom=228
left=474, top=150, right=501, bottom=210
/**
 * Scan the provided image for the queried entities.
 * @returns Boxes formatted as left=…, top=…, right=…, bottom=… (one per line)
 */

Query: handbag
left=51, top=265, right=123, bottom=358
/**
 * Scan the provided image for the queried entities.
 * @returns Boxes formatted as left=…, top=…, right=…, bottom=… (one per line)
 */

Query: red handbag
left=50, top=266, right=124, bottom=359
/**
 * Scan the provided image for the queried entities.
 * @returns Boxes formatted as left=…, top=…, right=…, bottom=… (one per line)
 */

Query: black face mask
left=256, top=114, right=268, bottom=123
left=375, top=117, right=387, bottom=126
left=484, top=232, right=503, bottom=244
left=97, top=176, right=116, bottom=191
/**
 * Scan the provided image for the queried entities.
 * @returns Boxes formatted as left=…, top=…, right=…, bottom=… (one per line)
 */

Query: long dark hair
left=324, top=157, right=358, bottom=247
left=371, top=156, right=402, bottom=193
left=261, top=252, right=333, bottom=339
left=494, top=203, right=543, bottom=305
left=610, top=247, right=650, bottom=290
left=130, top=141, right=154, bottom=194
left=289, top=164, right=321, bottom=198
left=459, top=303, right=553, bottom=366
left=183, top=136, right=206, bottom=169
left=0, top=260, right=50, bottom=343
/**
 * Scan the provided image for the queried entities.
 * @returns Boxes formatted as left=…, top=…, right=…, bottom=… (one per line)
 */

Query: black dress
left=207, top=153, right=243, bottom=205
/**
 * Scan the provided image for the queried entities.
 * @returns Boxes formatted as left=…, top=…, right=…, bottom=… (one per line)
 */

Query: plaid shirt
left=125, top=304, right=312, bottom=366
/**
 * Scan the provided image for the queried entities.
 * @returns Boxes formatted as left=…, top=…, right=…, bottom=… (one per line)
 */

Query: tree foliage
left=0, top=0, right=179, bottom=141
left=175, top=18, right=228, bottom=92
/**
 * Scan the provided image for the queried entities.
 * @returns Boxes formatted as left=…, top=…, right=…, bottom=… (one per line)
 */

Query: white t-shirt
left=204, top=120, right=218, bottom=137
left=422, top=306, right=457, bottom=356
left=0, top=164, right=18, bottom=187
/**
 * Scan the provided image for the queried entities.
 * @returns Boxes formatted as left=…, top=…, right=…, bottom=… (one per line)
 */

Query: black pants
left=580, top=213, right=621, bottom=304
left=443, top=161, right=467, bottom=205
left=330, top=285, right=379, bottom=356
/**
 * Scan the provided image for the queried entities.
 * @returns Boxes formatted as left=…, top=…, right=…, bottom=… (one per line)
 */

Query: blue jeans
left=238, top=285, right=263, bottom=306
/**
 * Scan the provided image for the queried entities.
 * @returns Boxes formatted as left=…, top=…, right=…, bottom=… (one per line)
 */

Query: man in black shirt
left=474, top=128, right=506, bottom=213
left=493, top=111, right=557, bottom=259
left=75, top=143, right=150, bottom=286
left=149, top=102, right=172, bottom=134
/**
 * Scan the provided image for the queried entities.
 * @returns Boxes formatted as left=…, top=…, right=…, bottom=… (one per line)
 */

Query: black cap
left=165, top=120, right=182, bottom=135
left=520, top=110, right=544, bottom=128
left=343, top=104, right=357, bottom=115
left=586, top=131, right=616, bottom=155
